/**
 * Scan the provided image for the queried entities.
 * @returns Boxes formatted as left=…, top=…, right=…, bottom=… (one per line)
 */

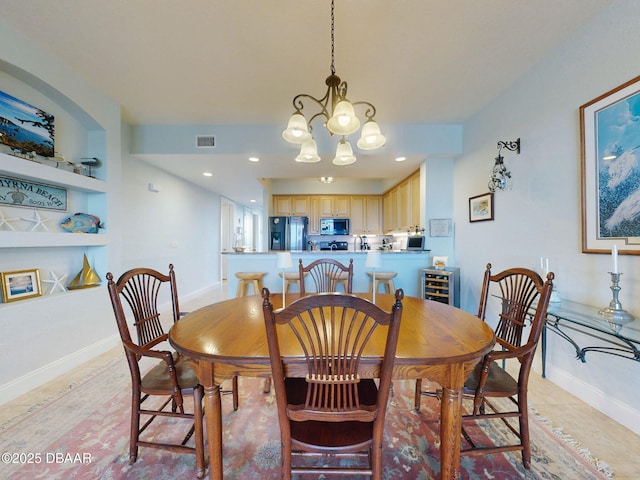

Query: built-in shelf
left=0, top=231, right=107, bottom=248
left=0, top=151, right=108, bottom=306
left=0, top=152, right=107, bottom=193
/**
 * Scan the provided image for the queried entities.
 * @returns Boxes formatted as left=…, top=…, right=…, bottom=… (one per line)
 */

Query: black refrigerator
left=269, top=216, right=308, bottom=251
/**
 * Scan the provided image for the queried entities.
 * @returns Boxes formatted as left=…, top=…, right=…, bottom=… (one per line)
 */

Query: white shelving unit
left=0, top=152, right=108, bottom=305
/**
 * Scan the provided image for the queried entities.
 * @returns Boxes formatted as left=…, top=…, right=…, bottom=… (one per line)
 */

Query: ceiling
left=1, top=0, right=613, bottom=207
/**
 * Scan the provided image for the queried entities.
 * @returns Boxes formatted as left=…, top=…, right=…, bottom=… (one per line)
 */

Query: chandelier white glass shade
left=282, top=0, right=385, bottom=166
left=295, top=138, right=321, bottom=163
left=357, top=120, right=386, bottom=150
left=332, top=138, right=356, bottom=166
left=282, top=113, right=312, bottom=144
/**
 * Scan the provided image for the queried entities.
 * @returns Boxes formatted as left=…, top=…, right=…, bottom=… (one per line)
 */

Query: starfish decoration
left=21, top=209, right=56, bottom=232
left=42, top=270, right=68, bottom=294
left=0, top=209, right=19, bottom=231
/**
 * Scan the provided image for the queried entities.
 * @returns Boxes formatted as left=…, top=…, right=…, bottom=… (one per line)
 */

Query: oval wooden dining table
left=169, top=292, right=495, bottom=480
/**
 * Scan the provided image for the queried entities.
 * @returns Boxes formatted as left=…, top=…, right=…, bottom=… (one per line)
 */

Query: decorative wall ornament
left=21, top=209, right=55, bottom=232
left=59, top=213, right=102, bottom=233
left=0, top=208, right=19, bottom=230
left=488, top=138, right=520, bottom=192
left=42, top=270, right=68, bottom=294
left=0, top=175, right=67, bottom=211
left=68, top=254, right=101, bottom=289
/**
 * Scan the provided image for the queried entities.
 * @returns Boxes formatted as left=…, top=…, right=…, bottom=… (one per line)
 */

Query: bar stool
left=367, top=271, right=397, bottom=294
left=235, top=272, right=267, bottom=297
left=335, top=272, right=350, bottom=292
left=278, top=272, right=308, bottom=292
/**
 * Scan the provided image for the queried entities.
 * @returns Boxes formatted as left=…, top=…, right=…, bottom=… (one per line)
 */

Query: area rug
left=0, top=357, right=614, bottom=479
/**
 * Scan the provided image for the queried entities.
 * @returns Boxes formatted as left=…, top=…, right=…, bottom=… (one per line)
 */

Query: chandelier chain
left=330, top=0, right=335, bottom=75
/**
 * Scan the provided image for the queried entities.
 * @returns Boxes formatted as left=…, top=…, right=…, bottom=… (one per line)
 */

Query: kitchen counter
left=225, top=250, right=432, bottom=297
left=224, top=250, right=429, bottom=255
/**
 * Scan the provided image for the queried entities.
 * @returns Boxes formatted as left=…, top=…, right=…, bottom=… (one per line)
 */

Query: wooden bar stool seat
left=278, top=272, right=307, bottom=292
left=333, top=271, right=350, bottom=292
left=235, top=272, right=267, bottom=297
left=367, top=271, right=397, bottom=294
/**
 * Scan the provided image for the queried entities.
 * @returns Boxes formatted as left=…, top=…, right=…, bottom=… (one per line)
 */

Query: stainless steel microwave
left=320, top=218, right=350, bottom=235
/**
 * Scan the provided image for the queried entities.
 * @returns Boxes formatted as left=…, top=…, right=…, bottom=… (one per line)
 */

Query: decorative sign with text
left=0, top=175, right=67, bottom=211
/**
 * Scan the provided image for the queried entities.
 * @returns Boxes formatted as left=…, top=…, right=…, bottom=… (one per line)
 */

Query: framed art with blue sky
left=580, top=74, right=640, bottom=254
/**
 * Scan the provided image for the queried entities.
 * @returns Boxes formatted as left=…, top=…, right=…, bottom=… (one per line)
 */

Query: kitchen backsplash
left=307, top=234, right=397, bottom=251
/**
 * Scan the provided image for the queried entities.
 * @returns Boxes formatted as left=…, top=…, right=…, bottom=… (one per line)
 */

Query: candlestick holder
left=598, top=272, right=635, bottom=333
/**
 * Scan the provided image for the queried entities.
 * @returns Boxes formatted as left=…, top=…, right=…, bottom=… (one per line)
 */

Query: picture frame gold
left=580, top=74, right=640, bottom=254
left=1, top=268, right=42, bottom=302
left=469, top=192, right=494, bottom=223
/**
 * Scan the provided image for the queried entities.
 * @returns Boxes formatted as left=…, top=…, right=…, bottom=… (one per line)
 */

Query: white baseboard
left=179, top=281, right=222, bottom=302
left=545, top=364, right=640, bottom=436
left=0, top=334, right=120, bottom=406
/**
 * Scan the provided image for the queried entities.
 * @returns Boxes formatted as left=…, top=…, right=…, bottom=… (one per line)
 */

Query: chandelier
left=282, top=0, right=386, bottom=165
left=488, top=138, right=520, bottom=192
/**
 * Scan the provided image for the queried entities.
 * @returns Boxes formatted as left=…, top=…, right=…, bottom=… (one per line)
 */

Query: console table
left=541, top=300, right=640, bottom=377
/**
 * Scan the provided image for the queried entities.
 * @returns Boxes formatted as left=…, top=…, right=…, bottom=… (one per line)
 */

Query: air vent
left=195, top=135, right=216, bottom=148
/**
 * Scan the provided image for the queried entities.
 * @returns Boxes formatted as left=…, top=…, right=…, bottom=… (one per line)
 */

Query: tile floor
left=2, top=283, right=639, bottom=479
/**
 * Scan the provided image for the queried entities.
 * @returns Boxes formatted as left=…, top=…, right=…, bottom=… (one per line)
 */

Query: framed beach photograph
left=1, top=269, right=42, bottom=302
left=580, top=75, right=640, bottom=254
left=0, top=90, right=55, bottom=158
left=469, top=192, right=494, bottom=223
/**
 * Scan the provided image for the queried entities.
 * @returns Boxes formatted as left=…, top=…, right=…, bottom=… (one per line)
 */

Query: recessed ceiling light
left=319, top=176, right=335, bottom=184
left=250, top=199, right=256, bottom=203
left=249, top=157, right=260, bottom=162
left=395, top=156, right=407, bottom=162
left=203, top=172, right=213, bottom=177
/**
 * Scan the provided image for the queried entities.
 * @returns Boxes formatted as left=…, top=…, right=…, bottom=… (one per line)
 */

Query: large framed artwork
left=0, top=90, right=54, bottom=158
left=580, top=75, right=640, bottom=254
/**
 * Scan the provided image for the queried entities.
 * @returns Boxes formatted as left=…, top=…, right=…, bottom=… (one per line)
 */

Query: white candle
left=545, top=258, right=549, bottom=277
left=612, top=245, right=619, bottom=274
left=539, top=257, right=544, bottom=274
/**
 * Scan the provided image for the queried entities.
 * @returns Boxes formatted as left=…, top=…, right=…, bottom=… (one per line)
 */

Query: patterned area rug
left=0, top=357, right=614, bottom=479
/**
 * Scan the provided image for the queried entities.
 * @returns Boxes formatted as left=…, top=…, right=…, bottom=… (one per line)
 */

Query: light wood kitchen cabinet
left=272, top=195, right=310, bottom=216
left=319, top=196, right=350, bottom=217
left=350, top=196, right=382, bottom=234
left=383, top=188, right=398, bottom=232
left=410, top=171, right=421, bottom=228
left=308, top=196, right=320, bottom=234
left=382, top=169, right=420, bottom=233
left=273, top=196, right=292, bottom=216
left=366, top=196, right=383, bottom=233
left=397, top=179, right=411, bottom=230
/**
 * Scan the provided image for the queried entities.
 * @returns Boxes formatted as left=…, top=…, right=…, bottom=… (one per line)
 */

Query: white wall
left=120, top=131, right=223, bottom=297
left=455, top=0, right=640, bottom=433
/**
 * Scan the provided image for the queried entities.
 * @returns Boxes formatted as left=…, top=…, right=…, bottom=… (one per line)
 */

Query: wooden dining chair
left=416, top=263, right=554, bottom=469
left=262, top=288, right=404, bottom=479
left=107, top=264, right=238, bottom=478
left=263, top=257, right=354, bottom=395
left=298, top=257, right=354, bottom=293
